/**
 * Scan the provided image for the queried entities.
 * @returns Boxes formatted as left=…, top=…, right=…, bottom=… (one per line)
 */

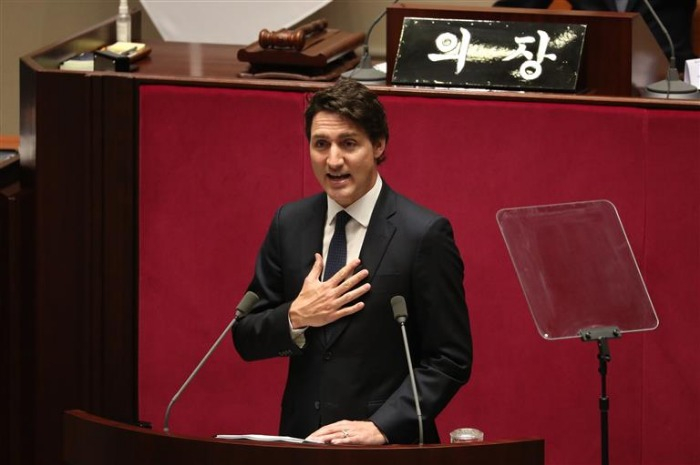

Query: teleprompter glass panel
left=497, top=200, right=658, bottom=340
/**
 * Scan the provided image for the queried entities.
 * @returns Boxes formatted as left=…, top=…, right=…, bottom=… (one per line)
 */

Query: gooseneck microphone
left=390, top=295, right=424, bottom=445
left=341, top=0, right=399, bottom=83
left=641, top=0, right=699, bottom=99
left=163, top=291, right=259, bottom=434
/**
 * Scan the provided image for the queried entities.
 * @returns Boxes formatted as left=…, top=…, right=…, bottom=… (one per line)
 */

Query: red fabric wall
left=139, top=85, right=700, bottom=465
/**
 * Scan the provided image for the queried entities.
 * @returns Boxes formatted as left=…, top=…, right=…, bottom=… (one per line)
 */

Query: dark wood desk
left=63, top=410, right=544, bottom=465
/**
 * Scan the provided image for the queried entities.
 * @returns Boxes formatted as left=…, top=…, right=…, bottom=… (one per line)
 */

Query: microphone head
left=236, top=291, right=260, bottom=318
left=391, top=295, right=408, bottom=323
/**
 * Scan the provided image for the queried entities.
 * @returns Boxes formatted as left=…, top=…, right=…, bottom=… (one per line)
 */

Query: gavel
left=258, top=18, right=329, bottom=51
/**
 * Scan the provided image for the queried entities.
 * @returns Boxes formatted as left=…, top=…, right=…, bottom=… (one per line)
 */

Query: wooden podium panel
left=63, top=410, right=545, bottom=465
left=386, top=3, right=667, bottom=96
left=1, top=181, right=33, bottom=465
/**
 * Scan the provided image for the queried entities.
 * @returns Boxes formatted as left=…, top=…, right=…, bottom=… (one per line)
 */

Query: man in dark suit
left=233, top=79, right=472, bottom=445
left=493, top=0, right=697, bottom=68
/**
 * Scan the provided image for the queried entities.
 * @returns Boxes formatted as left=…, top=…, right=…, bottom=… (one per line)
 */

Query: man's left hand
left=306, top=420, right=387, bottom=445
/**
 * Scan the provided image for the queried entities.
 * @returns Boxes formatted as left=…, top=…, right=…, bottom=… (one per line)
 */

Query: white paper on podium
left=140, top=0, right=332, bottom=45
left=684, top=58, right=700, bottom=87
left=215, top=433, right=323, bottom=444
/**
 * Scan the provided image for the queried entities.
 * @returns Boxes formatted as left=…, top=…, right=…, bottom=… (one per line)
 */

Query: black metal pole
left=580, top=326, right=620, bottom=465
left=597, top=338, right=611, bottom=465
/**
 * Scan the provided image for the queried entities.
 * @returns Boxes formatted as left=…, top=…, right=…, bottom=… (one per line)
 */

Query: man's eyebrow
left=311, top=131, right=359, bottom=139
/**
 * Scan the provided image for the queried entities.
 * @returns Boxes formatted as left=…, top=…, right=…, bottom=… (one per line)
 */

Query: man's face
left=309, top=111, right=386, bottom=208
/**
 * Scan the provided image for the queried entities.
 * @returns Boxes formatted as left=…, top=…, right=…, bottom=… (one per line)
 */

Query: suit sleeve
left=232, top=207, right=303, bottom=361
left=370, top=217, right=473, bottom=443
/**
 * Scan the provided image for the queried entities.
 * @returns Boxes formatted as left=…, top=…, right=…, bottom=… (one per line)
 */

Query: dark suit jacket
left=233, top=183, right=472, bottom=444
left=493, top=0, right=697, bottom=67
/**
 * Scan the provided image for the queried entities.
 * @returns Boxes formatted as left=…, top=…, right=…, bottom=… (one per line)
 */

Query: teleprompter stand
left=497, top=200, right=659, bottom=465
left=580, top=326, right=621, bottom=465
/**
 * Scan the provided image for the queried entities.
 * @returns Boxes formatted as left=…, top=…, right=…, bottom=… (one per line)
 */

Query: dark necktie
left=324, top=211, right=350, bottom=281
left=323, top=210, right=350, bottom=345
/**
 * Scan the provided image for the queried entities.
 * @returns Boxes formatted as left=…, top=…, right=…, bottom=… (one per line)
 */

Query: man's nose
left=327, top=145, right=344, bottom=168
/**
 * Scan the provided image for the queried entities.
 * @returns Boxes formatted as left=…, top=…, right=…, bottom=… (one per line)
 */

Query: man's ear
left=373, top=139, right=386, bottom=159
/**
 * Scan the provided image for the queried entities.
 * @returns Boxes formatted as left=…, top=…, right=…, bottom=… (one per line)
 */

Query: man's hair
left=305, top=78, right=389, bottom=164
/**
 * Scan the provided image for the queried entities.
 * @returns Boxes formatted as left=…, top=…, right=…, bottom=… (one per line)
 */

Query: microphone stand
left=163, top=291, right=259, bottom=433
left=391, top=296, right=424, bottom=445
left=398, top=319, right=424, bottom=445
left=341, top=0, right=398, bottom=83
left=640, top=0, right=700, bottom=99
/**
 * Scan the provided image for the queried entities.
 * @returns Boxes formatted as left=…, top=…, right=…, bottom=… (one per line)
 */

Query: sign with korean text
left=392, top=17, right=587, bottom=92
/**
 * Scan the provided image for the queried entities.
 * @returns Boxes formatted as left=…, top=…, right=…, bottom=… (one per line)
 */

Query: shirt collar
left=326, top=175, right=383, bottom=228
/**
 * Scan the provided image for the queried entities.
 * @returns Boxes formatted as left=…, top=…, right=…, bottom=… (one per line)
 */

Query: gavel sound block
left=258, top=19, right=329, bottom=52
left=238, top=19, right=365, bottom=69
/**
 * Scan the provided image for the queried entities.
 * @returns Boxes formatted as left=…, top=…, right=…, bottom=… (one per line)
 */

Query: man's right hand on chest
left=288, top=253, right=371, bottom=329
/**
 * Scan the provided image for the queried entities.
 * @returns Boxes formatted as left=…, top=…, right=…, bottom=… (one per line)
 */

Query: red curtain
left=139, top=85, right=700, bottom=465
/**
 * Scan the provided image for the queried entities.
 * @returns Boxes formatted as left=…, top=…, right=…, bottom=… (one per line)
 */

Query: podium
left=386, top=4, right=667, bottom=96
left=63, top=410, right=544, bottom=465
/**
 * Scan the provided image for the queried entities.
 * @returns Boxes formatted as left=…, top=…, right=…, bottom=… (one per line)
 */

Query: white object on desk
left=684, top=58, right=700, bottom=88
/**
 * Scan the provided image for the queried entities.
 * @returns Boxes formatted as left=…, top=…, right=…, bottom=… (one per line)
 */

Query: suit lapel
left=358, top=184, right=397, bottom=283
left=324, top=184, right=397, bottom=348
left=301, top=194, right=326, bottom=267
left=299, top=195, right=327, bottom=348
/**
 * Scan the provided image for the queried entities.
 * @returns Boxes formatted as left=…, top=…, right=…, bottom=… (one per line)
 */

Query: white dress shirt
left=290, top=176, right=384, bottom=345
left=322, top=176, right=383, bottom=277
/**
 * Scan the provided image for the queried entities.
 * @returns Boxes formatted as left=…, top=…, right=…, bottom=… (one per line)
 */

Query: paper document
left=215, top=434, right=323, bottom=444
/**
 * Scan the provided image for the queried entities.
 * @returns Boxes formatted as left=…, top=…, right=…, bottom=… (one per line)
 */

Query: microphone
left=163, top=291, right=259, bottom=434
left=341, top=0, right=398, bottom=84
left=390, top=295, right=424, bottom=445
left=640, top=0, right=700, bottom=99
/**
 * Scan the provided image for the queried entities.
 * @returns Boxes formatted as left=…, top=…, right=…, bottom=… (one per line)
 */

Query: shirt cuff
left=289, top=315, right=307, bottom=348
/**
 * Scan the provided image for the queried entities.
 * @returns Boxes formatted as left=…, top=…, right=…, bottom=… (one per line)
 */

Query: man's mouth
left=327, top=173, right=351, bottom=181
